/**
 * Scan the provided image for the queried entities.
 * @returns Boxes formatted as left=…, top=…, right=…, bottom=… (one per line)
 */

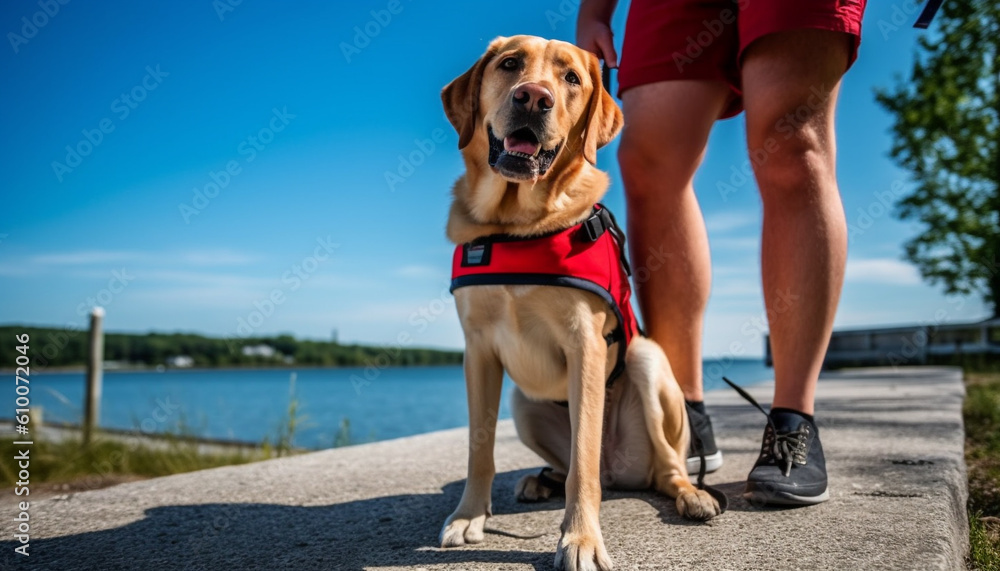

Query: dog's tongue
left=504, top=136, right=539, bottom=156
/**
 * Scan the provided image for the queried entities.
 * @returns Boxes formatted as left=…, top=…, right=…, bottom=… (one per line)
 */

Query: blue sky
left=0, top=0, right=988, bottom=357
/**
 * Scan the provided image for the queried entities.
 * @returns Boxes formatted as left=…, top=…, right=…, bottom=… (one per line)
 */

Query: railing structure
left=765, top=318, right=1000, bottom=368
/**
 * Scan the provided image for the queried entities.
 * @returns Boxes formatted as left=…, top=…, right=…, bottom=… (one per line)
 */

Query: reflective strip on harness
left=450, top=204, right=640, bottom=386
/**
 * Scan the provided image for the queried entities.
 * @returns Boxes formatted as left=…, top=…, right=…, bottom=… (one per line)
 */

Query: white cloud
left=139, top=269, right=272, bottom=287
left=712, top=236, right=759, bottom=251
left=26, top=249, right=261, bottom=268
left=705, top=263, right=760, bottom=296
left=702, top=310, right=769, bottom=358
left=0, top=264, right=32, bottom=276
left=845, top=258, right=921, bottom=285
left=126, top=286, right=260, bottom=309
left=712, top=281, right=761, bottom=297
left=705, top=211, right=758, bottom=234
left=178, top=249, right=260, bottom=266
left=9, top=249, right=263, bottom=279
left=334, top=298, right=455, bottom=322
left=301, top=274, right=381, bottom=289
left=394, top=264, right=446, bottom=279
left=712, top=264, right=756, bottom=278
left=31, top=250, right=142, bottom=265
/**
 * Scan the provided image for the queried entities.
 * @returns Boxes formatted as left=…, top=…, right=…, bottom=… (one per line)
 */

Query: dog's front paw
left=676, top=489, right=721, bottom=521
left=439, top=511, right=487, bottom=547
left=555, top=531, right=613, bottom=571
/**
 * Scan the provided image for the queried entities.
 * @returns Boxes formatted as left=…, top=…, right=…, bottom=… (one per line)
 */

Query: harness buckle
left=580, top=207, right=614, bottom=242
left=581, top=214, right=605, bottom=242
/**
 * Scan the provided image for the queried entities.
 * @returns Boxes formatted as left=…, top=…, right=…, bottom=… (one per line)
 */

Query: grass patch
left=970, top=513, right=1000, bottom=571
left=0, top=373, right=358, bottom=494
left=0, top=435, right=263, bottom=490
left=965, top=371, right=1000, bottom=570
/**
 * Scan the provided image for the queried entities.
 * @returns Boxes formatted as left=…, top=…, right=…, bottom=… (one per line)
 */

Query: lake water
left=25, top=359, right=772, bottom=449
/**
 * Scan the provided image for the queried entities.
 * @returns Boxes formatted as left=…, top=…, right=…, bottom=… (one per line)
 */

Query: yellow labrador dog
left=439, top=36, right=721, bottom=571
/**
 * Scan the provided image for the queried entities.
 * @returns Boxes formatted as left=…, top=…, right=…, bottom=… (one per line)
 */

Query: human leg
left=618, top=80, right=730, bottom=403
left=742, top=28, right=851, bottom=417
left=740, top=27, right=855, bottom=505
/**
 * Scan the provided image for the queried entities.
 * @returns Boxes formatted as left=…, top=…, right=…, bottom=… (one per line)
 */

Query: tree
left=875, top=0, right=1000, bottom=317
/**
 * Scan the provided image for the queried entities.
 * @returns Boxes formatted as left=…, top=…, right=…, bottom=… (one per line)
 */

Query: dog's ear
left=442, top=38, right=504, bottom=150
left=582, top=53, right=623, bottom=165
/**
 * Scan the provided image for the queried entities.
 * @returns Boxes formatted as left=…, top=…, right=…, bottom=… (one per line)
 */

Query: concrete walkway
left=1, top=367, right=968, bottom=570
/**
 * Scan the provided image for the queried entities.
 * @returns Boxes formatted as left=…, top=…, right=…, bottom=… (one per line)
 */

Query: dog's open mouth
left=488, top=126, right=560, bottom=180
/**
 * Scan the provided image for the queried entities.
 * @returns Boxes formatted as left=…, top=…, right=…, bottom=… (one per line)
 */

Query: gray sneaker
left=686, top=404, right=723, bottom=474
left=720, top=377, right=829, bottom=507
left=744, top=409, right=829, bottom=506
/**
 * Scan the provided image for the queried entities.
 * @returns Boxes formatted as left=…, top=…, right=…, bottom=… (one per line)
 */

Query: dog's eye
left=565, top=71, right=580, bottom=85
left=500, top=57, right=519, bottom=71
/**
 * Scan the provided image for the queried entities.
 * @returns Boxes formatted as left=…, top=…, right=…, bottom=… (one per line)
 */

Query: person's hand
left=576, top=3, right=618, bottom=69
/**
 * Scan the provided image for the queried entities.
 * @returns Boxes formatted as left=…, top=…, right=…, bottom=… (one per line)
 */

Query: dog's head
left=442, top=35, right=622, bottom=183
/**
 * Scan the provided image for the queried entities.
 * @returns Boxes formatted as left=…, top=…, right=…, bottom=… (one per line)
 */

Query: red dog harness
left=450, top=204, right=640, bottom=386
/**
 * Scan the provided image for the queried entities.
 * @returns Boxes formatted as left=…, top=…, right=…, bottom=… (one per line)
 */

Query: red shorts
left=618, top=0, right=867, bottom=117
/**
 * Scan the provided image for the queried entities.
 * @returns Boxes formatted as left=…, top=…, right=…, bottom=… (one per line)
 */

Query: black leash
left=601, top=62, right=613, bottom=94
left=685, top=402, right=729, bottom=513
left=914, top=0, right=944, bottom=29
left=722, top=376, right=770, bottom=417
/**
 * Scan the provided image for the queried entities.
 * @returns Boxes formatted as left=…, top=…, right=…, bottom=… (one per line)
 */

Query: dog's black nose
left=512, top=83, right=553, bottom=113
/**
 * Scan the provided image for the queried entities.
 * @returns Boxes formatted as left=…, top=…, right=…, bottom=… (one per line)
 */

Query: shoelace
left=722, top=377, right=810, bottom=478
left=760, top=423, right=810, bottom=477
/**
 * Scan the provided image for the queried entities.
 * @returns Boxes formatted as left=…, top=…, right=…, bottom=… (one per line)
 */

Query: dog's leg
left=600, top=381, right=654, bottom=490
left=555, top=332, right=614, bottom=571
left=511, top=385, right=571, bottom=502
left=626, top=338, right=720, bottom=520
left=439, top=345, right=503, bottom=547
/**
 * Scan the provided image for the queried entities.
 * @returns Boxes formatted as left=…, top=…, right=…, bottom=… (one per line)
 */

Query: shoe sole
left=686, top=450, right=723, bottom=474
left=742, top=487, right=829, bottom=507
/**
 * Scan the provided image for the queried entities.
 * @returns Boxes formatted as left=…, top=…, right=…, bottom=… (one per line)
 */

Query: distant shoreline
left=4, top=357, right=767, bottom=375
left=0, top=325, right=466, bottom=371
left=1, top=362, right=470, bottom=375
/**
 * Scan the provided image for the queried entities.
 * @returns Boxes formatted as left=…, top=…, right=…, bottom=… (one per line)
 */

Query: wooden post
left=83, top=307, right=104, bottom=446
left=28, top=406, right=42, bottom=430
